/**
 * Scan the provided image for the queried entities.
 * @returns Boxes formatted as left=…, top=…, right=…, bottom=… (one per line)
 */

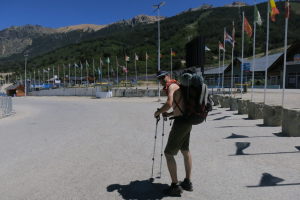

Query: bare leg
left=181, top=150, right=192, bottom=180
left=165, top=153, right=178, bottom=183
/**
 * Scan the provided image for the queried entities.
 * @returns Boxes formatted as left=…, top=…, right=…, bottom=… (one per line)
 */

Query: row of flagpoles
left=20, top=49, right=178, bottom=88
left=218, top=0, right=290, bottom=108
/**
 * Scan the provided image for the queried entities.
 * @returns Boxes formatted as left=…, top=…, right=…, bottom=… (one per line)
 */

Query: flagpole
left=170, top=48, right=173, bottom=79
left=222, top=28, right=226, bottom=94
left=135, top=53, right=138, bottom=89
left=264, top=0, right=270, bottom=104
left=100, top=57, right=102, bottom=82
left=241, top=12, right=245, bottom=97
left=63, top=64, right=65, bottom=87
left=107, top=60, right=110, bottom=84
left=86, top=61, right=89, bottom=87
left=252, top=19, right=257, bottom=102
left=125, top=59, right=128, bottom=90
left=68, top=64, right=71, bottom=87
left=231, top=44, right=234, bottom=96
left=93, top=59, right=95, bottom=85
left=282, top=0, right=289, bottom=108
left=146, top=52, right=148, bottom=90
left=218, top=45, right=221, bottom=88
left=116, top=56, right=119, bottom=87
left=75, top=64, right=77, bottom=86
left=80, top=62, right=83, bottom=86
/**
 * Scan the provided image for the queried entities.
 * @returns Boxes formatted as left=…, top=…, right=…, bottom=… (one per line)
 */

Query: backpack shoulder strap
left=199, top=84, right=208, bottom=105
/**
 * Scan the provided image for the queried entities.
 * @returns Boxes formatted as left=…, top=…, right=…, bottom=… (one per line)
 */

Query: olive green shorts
left=164, top=117, right=192, bottom=155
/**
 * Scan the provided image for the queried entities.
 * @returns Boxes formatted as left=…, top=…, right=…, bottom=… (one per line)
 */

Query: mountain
left=0, top=1, right=299, bottom=75
left=0, top=15, right=161, bottom=59
left=224, top=1, right=248, bottom=7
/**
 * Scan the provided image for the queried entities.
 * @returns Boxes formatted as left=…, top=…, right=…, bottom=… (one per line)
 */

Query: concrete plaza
left=0, top=96, right=299, bottom=200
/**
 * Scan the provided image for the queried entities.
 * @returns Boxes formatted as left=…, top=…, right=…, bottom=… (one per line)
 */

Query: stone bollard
left=248, top=102, right=264, bottom=119
left=220, top=96, right=230, bottom=108
left=263, top=105, right=282, bottom=126
left=237, top=99, right=249, bottom=114
left=229, top=98, right=238, bottom=111
left=282, top=109, right=300, bottom=137
left=212, top=95, right=220, bottom=106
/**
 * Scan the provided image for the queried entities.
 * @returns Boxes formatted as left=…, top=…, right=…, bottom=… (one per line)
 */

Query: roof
left=237, top=52, right=283, bottom=72
left=6, top=84, right=22, bottom=90
left=204, top=66, right=227, bottom=75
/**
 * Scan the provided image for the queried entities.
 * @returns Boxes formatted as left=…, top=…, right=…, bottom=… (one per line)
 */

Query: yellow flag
left=270, top=0, right=280, bottom=22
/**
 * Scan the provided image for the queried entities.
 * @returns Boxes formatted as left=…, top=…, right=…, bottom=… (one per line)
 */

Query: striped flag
left=270, top=0, right=280, bottom=22
left=125, top=55, right=130, bottom=62
left=244, top=16, right=253, bottom=37
left=225, top=31, right=234, bottom=46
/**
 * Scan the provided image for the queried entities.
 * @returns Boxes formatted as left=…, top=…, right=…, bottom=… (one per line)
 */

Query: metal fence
left=0, top=96, right=13, bottom=118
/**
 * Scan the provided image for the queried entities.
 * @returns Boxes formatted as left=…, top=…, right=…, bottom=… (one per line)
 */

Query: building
left=204, top=42, right=300, bottom=89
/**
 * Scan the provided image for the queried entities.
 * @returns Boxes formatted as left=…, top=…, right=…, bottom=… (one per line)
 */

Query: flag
left=205, top=46, right=211, bottom=51
left=225, top=32, right=234, bottom=46
left=106, top=57, right=110, bottom=64
left=254, top=5, right=263, bottom=26
left=171, top=51, right=176, bottom=56
left=122, top=66, right=128, bottom=73
left=125, top=55, right=130, bottom=62
left=285, top=0, right=290, bottom=19
left=97, top=68, right=101, bottom=75
left=244, top=16, right=253, bottom=37
left=100, top=58, right=104, bottom=65
left=270, top=0, right=280, bottom=22
left=219, top=41, right=225, bottom=51
left=43, top=69, right=48, bottom=73
left=146, top=52, right=149, bottom=60
left=86, top=60, right=89, bottom=67
left=74, top=63, right=79, bottom=68
left=135, top=54, right=139, bottom=61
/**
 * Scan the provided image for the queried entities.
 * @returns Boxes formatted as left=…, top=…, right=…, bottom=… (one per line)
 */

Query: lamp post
left=24, top=53, right=28, bottom=96
left=153, top=1, right=165, bottom=100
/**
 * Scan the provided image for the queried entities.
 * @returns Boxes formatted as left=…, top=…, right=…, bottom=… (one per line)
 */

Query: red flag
left=219, top=41, right=225, bottom=51
left=285, top=0, right=290, bottom=19
left=244, top=16, right=253, bottom=37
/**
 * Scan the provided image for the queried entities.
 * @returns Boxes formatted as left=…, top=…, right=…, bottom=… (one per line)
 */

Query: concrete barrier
left=248, top=102, right=264, bottom=119
left=229, top=98, right=238, bottom=111
left=263, top=105, right=282, bottom=126
left=220, top=96, right=230, bottom=108
left=237, top=99, right=249, bottom=114
left=282, top=108, right=300, bottom=137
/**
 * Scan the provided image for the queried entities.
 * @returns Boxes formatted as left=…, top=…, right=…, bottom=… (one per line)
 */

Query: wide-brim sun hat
left=156, top=71, right=169, bottom=79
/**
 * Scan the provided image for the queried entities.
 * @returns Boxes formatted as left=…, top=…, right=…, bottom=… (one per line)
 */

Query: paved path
left=0, top=96, right=299, bottom=200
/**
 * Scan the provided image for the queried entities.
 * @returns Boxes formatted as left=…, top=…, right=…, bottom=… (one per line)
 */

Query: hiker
left=154, top=71, right=193, bottom=196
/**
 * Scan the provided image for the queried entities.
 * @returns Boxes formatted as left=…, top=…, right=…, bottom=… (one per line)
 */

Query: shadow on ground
left=107, top=179, right=169, bottom=200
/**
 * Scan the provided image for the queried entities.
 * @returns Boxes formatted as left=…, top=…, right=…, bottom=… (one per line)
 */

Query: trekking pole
left=158, top=116, right=167, bottom=178
left=150, top=113, right=160, bottom=182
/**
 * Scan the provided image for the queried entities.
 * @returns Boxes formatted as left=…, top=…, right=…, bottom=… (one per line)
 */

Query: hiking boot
left=180, top=178, right=193, bottom=191
left=163, top=183, right=183, bottom=196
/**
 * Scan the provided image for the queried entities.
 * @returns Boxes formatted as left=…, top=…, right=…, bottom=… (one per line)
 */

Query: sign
left=294, top=54, right=300, bottom=63
left=242, top=63, right=251, bottom=72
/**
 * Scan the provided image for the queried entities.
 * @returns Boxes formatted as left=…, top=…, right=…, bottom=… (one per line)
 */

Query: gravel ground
left=0, top=96, right=299, bottom=200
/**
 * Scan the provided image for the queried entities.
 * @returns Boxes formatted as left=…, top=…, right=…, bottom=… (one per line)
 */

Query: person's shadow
left=107, top=179, right=169, bottom=200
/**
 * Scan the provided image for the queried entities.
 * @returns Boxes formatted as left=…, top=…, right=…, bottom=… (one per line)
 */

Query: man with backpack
left=154, top=71, right=193, bottom=196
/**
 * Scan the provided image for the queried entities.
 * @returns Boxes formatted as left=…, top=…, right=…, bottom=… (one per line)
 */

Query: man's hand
left=162, top=112, right=172, bottom=117
left=154, top=110, right=161, bottom=118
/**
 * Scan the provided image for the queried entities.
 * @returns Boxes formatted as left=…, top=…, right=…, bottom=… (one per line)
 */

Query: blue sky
left=1, top=0, right=267, bottom=30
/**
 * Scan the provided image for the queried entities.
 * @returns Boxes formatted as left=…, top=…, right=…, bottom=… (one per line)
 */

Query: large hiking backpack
left=177, top=70, right=213, bottom=125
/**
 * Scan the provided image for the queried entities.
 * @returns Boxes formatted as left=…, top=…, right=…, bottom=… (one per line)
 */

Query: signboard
left=294, top=54, right=300, bottom=63
left=55, top=80, right=61, bottom=84
left=242, top=63, right=251, bottom=72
